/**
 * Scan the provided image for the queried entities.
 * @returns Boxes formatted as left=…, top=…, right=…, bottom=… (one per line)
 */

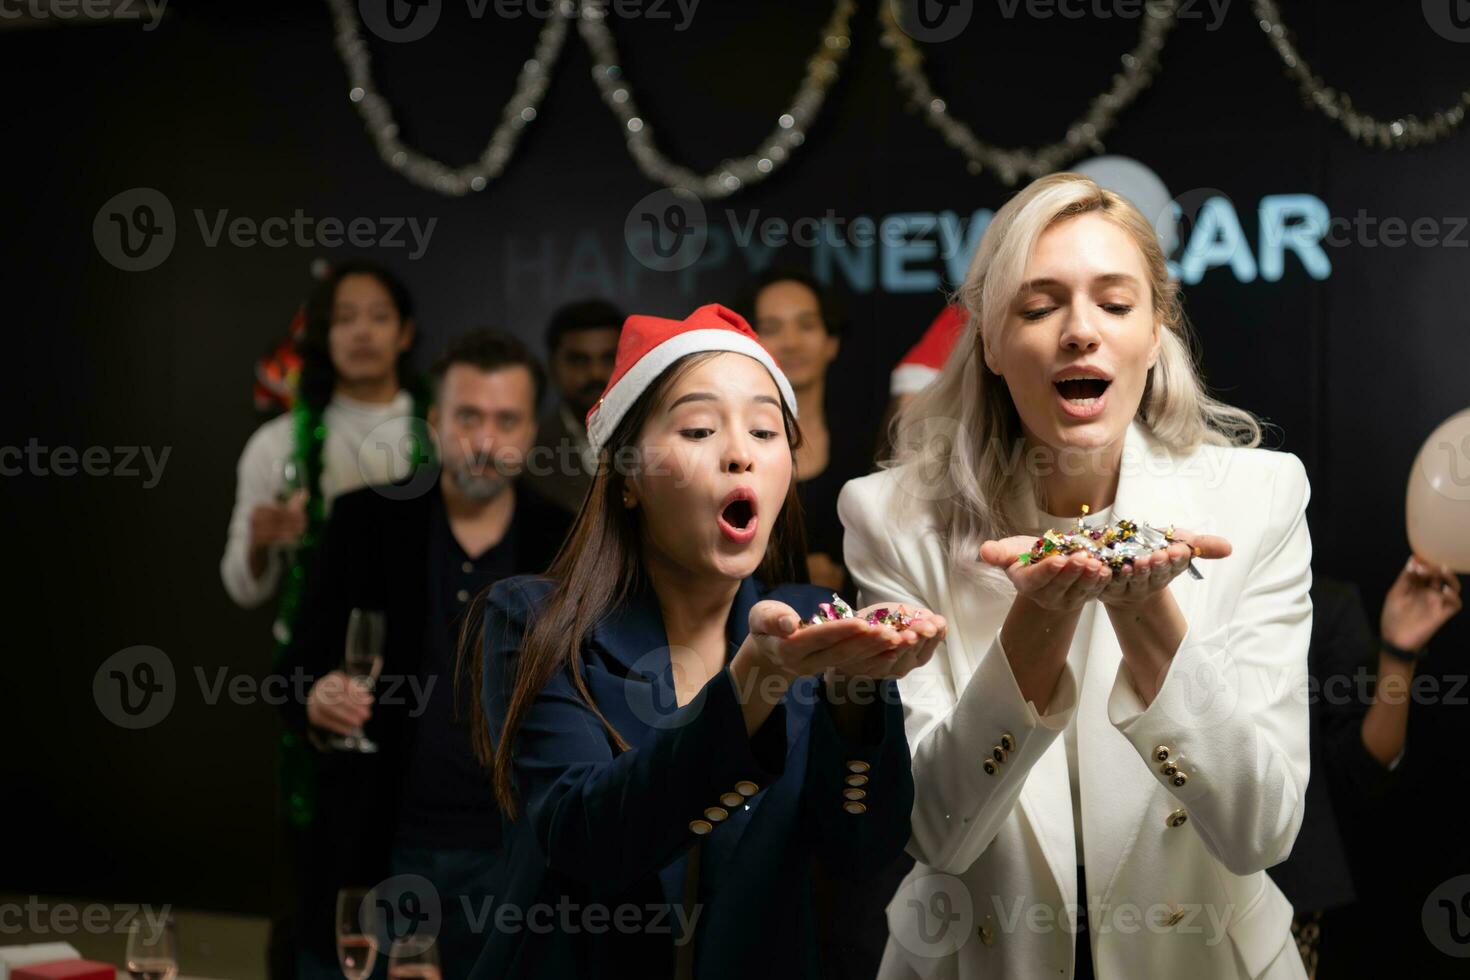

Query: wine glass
left=387, top=937, right=441, bottom=979
left=125, top=915, right=178, bottom=980
left=329, top=608, right=385, bottom=753
left=336, top=887, right=377, bottom=979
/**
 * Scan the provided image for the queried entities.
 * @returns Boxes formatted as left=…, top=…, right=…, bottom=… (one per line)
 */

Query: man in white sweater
left=220, top=261, right=420, bottom=610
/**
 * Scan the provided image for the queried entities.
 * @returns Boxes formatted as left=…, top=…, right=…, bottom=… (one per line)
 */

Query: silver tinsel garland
left=324, top=0, right=571, bottom=196
left=1253, top=0, right=1469, bottom=149
left=577, top=0, right=854, bottom=199
left=326, top=0, right=851, bottom=199
left=324, top=0, right=1466, bottom=199
left=880, top=0, right=1179, bottom=186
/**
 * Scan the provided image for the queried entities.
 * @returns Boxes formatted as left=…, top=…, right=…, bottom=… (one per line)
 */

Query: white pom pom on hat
left=890, top=304, right=967, bottom=397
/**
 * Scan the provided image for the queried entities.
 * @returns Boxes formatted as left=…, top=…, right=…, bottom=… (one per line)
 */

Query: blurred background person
left=876, top=304, right=966, bottom=464
left=524, top=298, right=624, bottom=514
left=220, top=260, right=428, bottom=977
left=1269, top=556, right=1462, bottom=977
left=742, top=268, right=863, bottom=592
left=220, top=260, right=424, bottom=618
left=276, top=329, right=569, bottom=979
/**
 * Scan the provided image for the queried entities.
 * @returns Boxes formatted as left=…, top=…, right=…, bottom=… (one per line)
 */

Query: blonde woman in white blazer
left=840, top=173, right=1311, bottom=980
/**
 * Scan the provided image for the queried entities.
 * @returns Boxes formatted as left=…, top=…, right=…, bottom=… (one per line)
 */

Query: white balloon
left=1406, top=408, right=1470, bottom=573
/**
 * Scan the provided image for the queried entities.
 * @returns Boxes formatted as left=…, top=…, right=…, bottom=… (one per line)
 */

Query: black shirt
left=795, top=434, right=871, bottom=595
left=795, top=386, right=875, bottom=572
left=797, top=459, right=862, bottom=563
left=1266, top=576, right=1398, bottom=912
left=396, top=489, right=518, bottom=848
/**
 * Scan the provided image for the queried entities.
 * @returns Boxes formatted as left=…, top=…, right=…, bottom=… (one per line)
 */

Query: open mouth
left=1052, top=372, right=1112, bottom=418
left=717, top=488, right=759, bottom=544
left=1053, top=377, right=1111, bottom=402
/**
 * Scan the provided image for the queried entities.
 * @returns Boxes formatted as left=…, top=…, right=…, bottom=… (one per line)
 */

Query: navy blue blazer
left=471, top=574, right=915, bottom=979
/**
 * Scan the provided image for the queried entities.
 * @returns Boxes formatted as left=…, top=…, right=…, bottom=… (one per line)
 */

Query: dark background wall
left=4, top=0, right=1467, bottom=973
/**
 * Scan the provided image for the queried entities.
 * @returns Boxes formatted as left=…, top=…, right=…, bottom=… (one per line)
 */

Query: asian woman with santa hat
left=459, top=304, right=946, bottom=979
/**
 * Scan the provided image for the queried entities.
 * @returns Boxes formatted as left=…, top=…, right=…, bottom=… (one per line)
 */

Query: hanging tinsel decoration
left=879, top=0, right=1179, bottom=186
left=323, top=0, right=1465, bottom=198
left=577, top=0, right=855, bottom=198
left=323, top=0, right=570, bottom=196
left=1253, top=0, right=1469, bottom=149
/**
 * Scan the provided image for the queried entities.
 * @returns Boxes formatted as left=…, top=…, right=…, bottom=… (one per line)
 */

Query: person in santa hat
left=457, top=303, right=944, bottom=979
left=890, top=304, right=967, bottom=405
left=875, top=303, right=967, bottom=463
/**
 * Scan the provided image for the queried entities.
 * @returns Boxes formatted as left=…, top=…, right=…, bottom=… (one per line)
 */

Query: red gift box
left=11, top=962, right=114, bottom=980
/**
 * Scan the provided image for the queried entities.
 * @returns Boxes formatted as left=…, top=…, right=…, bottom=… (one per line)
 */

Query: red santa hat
left=890, top=304, right=968, bottom=396
left=585, top=303, right=798, bottom=455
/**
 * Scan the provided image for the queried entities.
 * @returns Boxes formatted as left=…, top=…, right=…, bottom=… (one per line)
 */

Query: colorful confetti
left=801, top=593, right=918, bottom=630
left=1017, top=505, right=1204, bottom=579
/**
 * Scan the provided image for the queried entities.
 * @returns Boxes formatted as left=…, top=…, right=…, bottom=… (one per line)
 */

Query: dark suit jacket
left=275, top=470, right=570, bottom=958
left=523, top=404, right=594, bottom=515
left=472, top=575, right=915, bottom=979
left=1268, top=575, right=1397, bottom=912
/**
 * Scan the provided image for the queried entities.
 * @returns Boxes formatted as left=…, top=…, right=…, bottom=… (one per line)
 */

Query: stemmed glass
left=124, top=916, right=178, bottom=980
left=387, top=937, right=441, bottom=979
left=336, top=887, right=376, bottom=979
left=276, top=457, right=304, bottom=502
left=328, top=608, right=385, bottom=753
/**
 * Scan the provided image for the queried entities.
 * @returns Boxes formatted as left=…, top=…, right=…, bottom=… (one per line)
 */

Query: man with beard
left=276, top=329, right=571, bottom=978
left=523, top=299, right=624, bottom=514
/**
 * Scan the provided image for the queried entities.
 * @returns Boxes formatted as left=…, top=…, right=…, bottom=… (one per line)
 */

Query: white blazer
left=839, top=419, right=1312, bottom=980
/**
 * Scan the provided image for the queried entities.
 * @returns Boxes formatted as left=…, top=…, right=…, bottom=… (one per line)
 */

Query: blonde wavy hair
left=886, top=172, right=1262, bottom=580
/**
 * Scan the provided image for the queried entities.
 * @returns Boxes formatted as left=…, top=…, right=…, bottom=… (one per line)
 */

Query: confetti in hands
left=800, top=593, right=919, bottom=630
left=1017, top=505, right=1205, bottom=580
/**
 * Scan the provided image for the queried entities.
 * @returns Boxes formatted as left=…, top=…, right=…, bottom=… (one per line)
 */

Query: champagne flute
left=329, top=608, right=385, bottom=753
left=125, top=915, right=178, bottom=980
left=272, top=457, right=307, bottom=573
left=387, top=937, right=441, bottom=979
left=276, top=457, right=305, bottom=502
left=336, top=887, right=377, bottom=980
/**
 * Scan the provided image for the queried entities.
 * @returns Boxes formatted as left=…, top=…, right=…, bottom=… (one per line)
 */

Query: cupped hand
left=981, top=530, right=1232, bottom=611
left=742, top=600, right=908, bottom=681
left=980, top=535, right=1113, bottom=612
left=821, top=603, right=947, bottom=683
left=1095, top=529, right=1231, bottom=609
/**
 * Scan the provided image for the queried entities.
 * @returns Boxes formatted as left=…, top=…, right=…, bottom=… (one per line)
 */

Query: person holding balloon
left=1268, top=411, right=1465, bottom=977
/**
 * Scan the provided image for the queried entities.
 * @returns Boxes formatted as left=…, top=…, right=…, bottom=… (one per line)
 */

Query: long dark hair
left=456, top=351, right=808, bottom=818
left=297, top=259, right=420, bottom=410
